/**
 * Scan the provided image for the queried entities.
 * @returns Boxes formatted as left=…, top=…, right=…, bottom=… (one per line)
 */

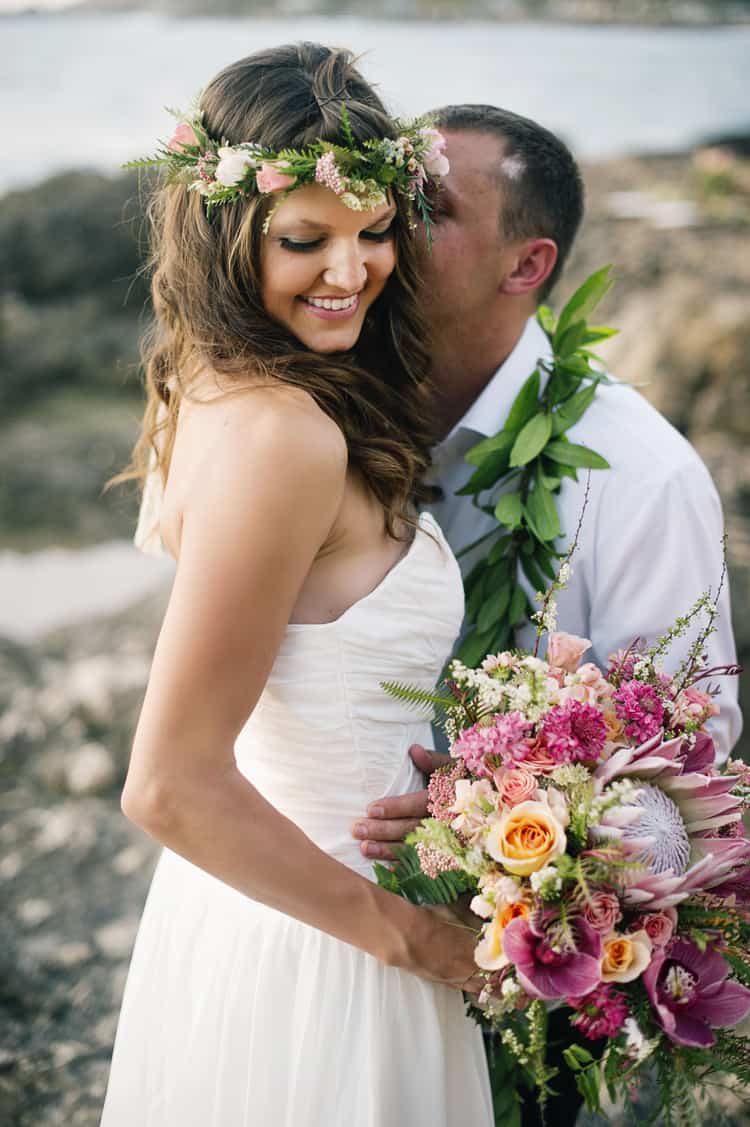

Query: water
left=4, top=12, right=750, bottom=194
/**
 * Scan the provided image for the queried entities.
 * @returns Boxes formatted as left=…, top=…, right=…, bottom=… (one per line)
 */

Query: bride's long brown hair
left=109, top=42, right=437, bottom=538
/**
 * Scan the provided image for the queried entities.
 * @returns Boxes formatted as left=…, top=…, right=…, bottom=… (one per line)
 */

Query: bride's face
left=260, top=184, right=397, bottom=353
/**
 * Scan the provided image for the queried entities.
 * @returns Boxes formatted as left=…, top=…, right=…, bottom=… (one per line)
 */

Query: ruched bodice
left=234, top=511, right=464, bottom=878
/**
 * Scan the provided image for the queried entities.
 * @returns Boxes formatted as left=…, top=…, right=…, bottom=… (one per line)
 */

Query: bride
left=100, top=42, right=494, bottom=1126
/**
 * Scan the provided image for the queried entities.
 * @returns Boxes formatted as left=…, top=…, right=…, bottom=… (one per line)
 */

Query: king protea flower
left=593, top=732, right=750, bottom=909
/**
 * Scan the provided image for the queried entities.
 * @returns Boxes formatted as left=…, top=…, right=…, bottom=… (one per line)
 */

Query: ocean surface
left=4, top=12, right=750, bottom=194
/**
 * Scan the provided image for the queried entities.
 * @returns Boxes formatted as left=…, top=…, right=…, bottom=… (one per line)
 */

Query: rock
left=0, top=851, right=22, bottom=880
left=49, top=1041, right=90, bottom=1069
left=32, top=806, right=96, bottom=857
left=53, top=942, right=95, bottom=969
left=64, top=742, right=117, bottom=796
left=111, top=844, right=148, bottom=875
left=93, top=918, right=138, bottom=960
left=16, top=898, right=54, bottom=928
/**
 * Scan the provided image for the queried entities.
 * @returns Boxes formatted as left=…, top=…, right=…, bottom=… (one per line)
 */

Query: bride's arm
left=121, top=391, right=480, bottom=990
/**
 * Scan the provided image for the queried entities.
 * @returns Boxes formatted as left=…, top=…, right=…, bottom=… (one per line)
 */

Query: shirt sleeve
left=587, top=458, right=742, bottom=764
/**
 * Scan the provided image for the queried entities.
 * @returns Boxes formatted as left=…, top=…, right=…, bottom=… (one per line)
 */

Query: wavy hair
left=109, top=43, right=437, bottom=539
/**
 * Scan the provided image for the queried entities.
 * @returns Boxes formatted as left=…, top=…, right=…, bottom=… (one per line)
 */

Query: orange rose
left=601, top=930, right=652, bottom=983
left=486, top=801, right=567, bottom=876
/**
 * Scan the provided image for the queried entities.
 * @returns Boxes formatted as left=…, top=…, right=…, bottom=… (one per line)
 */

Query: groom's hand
left=351, top=744, right=451, bottom=861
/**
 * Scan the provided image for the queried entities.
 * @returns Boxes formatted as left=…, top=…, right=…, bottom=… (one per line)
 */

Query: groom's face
left=417, top=129, right=508, bottom=340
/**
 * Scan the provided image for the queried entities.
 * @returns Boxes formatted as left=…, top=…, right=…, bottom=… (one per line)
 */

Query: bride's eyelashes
left=279, top=222, right=395, bottom=253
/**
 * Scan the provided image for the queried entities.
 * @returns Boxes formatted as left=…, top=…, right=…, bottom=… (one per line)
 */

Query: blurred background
left=1, top=0, right=749, bottom=1122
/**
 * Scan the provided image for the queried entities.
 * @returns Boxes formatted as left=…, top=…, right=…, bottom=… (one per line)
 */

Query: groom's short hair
left=432, top=104, right=584, bottom=298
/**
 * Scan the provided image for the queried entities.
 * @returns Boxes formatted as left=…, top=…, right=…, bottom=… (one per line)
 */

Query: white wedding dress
left=100, top=502, right=494, bottom=1126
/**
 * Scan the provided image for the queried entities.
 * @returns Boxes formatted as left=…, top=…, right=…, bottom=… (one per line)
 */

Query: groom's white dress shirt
left=427, top=316, right=742, bottom=763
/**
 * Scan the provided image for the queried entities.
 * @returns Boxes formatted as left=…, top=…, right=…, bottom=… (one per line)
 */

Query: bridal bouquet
left=377, top=590, right=750, bottom=1123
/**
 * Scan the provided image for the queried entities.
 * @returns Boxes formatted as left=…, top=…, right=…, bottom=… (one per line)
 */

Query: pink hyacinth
left=314, top=151, right=346, bottom=195
left=427, top=760, right=467, bottom=823
left=614, top=680, right=665, bottom=744
left=540, top=700, right=608, bottom=764
left=567, top=984, right=629, bottom=1040
left=451, top=712, right=532, bottom=776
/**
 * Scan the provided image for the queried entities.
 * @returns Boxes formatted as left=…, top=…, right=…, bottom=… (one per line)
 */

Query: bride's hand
left=406, top=902, right=485, bottom=996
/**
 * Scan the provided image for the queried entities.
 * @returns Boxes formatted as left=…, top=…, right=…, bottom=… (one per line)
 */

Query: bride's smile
left=261, top=182, right=397, bottom=352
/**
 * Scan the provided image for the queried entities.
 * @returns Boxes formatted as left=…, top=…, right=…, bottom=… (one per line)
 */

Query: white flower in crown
left=215, top=146, right=258, bottom=187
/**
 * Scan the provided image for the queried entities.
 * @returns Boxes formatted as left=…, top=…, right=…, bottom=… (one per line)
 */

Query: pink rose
left=167, top=122, right=198, bottom=152
left=582, top=892, right=623, bottom=934
left=493, top=767, right=538, bottom=807
left=256, top=161, right=297, bottom=193
left=631, top=909, right=677, bottom=948
left=547, top=632, right=591, bottom=673
left=517, top=738, right=558, bottom=776
left=419, top=127, right=450, bottom=177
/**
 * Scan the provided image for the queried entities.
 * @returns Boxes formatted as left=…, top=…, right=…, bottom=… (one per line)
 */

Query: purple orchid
left=643, top=938, right=750, bottom=1047
left=502, top=914, right=602, bottom=1001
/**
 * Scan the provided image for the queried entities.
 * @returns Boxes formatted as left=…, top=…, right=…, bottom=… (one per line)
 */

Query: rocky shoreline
left=2, top=139, right=750, bottom=1122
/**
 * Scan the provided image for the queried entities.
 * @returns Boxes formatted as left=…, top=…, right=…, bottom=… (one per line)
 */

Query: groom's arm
left=352, top=745, right=450, bottom=860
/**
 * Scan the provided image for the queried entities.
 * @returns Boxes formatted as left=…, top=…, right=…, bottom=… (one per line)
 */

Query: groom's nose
left=321, top=239, right=368, bottom=293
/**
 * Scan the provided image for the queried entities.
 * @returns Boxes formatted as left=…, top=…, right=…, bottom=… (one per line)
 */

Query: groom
left=352, top=104, right=742, bottom=1122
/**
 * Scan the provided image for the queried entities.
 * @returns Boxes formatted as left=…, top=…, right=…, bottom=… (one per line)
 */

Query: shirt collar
left=440, top=316, right=553, bottom=446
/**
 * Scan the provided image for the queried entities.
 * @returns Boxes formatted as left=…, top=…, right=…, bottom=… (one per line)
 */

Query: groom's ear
left=499, top=238, right=558, bottom=297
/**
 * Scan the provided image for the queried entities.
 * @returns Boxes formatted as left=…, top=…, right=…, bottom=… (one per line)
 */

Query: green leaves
left=505, top=369, right=541, bottom=434
left=495, top=491, right=523, bottom=529
left=453, top=265, right=616, bottom=665
left=544, top=439, right=610, bottom=470
left=509, top=412, right=552, bottom=468
left=551, top=382, right=599, bottom=436
left=525, top=483, right=561, bottom=542
left=554, top=265, right=614, bottom=349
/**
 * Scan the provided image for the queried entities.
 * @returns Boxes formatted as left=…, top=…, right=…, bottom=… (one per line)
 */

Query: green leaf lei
left=455, top=265, right=618, bottom=667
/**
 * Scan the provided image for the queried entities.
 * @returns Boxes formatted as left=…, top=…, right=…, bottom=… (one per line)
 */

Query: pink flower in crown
left=167, top=122, right=198, bottom=151
left=314, top=151, right=346, bottom=196
left=419, top=127, right=450, bottom=176
left=256, top=161, right=297, bottom=193
left=613, top=680, right=665, bottom=745
left=582, top=891, right=622, bottom=935
left=547, top=632, right=591, bottom=673
left=567, top=983, right=629, bottom=1040
left=540, top=700, right=608, bottom=764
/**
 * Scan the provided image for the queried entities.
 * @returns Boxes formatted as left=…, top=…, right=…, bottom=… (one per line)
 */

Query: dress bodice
left=232, top=511, right=465, bottom=878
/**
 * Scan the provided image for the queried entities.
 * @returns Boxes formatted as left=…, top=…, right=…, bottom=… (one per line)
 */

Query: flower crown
left=125, top=99, right=449, bottom=243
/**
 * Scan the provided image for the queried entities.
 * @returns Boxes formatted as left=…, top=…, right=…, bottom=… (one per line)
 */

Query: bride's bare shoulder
left=180, top=374, right=346, bottom=455
left=164, top=376, right=348, bottom=555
